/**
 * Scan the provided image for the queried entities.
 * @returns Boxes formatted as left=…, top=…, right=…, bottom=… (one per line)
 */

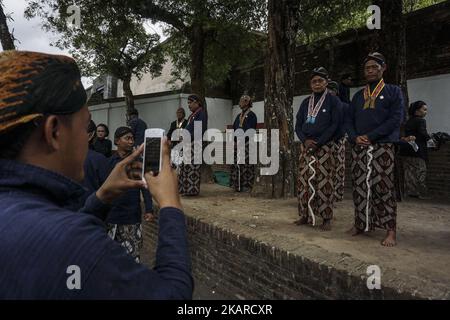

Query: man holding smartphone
left=0, top=51, right=192, bottom=299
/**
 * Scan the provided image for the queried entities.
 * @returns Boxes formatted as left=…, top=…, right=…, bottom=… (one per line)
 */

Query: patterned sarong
left=230, top=140, right=255, bottom=192
left=297, top=142, right=336, bottom=222
left=351, top=144, right=397, bottom=232
left=178, top=141, right=202, bottom=196
left=107, top=223, right=142, bottom=263
left=402, top=156, right=428, bottom=197
left=334, top=137, right=346, bottom=202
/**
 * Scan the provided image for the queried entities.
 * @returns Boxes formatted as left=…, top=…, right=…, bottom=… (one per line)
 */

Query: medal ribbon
left=239, top=108, right=250, bottom=128
left=363, top=78, right=385, bottom=109
left=307, top=89, right=328, bottom=124
left=188, top=107, right=203, bottom=125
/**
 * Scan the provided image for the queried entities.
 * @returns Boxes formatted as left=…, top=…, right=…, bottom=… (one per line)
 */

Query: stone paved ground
left=142, top=183, right=450, bottom=299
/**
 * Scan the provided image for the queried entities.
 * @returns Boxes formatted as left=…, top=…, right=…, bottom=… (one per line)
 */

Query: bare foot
left=294, top=217, right=308, bottom=226
left=320, top=219, right=332, bottom=231
left=381, top=230, right=397, bottom=247
left=346, top=226, right=364, bottom=236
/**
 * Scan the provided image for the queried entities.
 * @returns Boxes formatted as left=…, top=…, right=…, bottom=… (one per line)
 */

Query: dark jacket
left=185, top=109, right=208, bottom=139
left=338, top=83, right=351, bottom=104
left=295, top=92, right=342, bottom=146
left=346, top=83, right=404, bottom=144
left=400, top=117, right=431, bottom=161
left=167, top=119, right=188, bottom=142
left=129, top=117, right=148, bottom=147
left=233, top=110, right=257, bottom=131
left=92, top=138, right=112, bottom=158
left=106, top=153, right=153, bottom=225
left=0, top=159, right=193, bottom=299
left=77, top=149, right=109, bottom=211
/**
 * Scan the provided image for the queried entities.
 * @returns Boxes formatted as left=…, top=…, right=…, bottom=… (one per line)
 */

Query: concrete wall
left=89, top=94, right=233, bottom=148
left=117, top=59, right=185, bottom=97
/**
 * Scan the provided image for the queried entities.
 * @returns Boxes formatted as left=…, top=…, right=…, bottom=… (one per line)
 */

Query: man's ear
left=42, top=115, right=62, bottom=151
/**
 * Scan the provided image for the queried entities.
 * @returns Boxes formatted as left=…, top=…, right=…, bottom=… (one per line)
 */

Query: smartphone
left=142, top=128, right=165, bottom=177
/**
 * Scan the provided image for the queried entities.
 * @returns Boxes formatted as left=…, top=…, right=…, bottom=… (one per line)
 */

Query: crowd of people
left=0, top=48, right=437, bottom=298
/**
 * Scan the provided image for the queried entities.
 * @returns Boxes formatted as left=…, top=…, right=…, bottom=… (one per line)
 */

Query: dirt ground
left=179, top=183, right=450, bottom=299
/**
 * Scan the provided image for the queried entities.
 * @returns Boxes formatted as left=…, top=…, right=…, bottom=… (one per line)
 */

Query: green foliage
left=133, top=0, right=267, bottom=88
left=25, top=0, right=165, bottom=81
left=297, top=0, right=446, bottom=45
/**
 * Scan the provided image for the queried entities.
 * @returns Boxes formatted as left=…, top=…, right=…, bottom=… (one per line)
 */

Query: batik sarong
left=297, top=142, right=336, bottom=223
left=351, top=143, right=397, bottom=232
left=178, top=141, right=202, bottom=196
left=334, top=137, right=346, bottom=202
left=107, top=223, right=142, bottom=263
left=230, top=140, right=255, bottom=192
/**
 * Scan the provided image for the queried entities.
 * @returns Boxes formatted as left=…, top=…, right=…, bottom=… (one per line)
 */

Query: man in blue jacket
left=128, top=109, right=147, bottom=147
left=106, top=126, right=154, bottom=263
left=0, top=50, right=193, bottom=299
left=345, top=52, right=404, bottom=247
left=178, top=94, right=208, bottom=196
left=295, top=67, right=342, bottom=231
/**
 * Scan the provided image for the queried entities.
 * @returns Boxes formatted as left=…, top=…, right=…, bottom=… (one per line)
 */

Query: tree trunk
left=122, top=75, right=136, bottom=116
left=189, top=23, right=207, bottom=110
left=371, top=0, right=407, bottom=201
left=251, top=0, right=300, bottom=199
left=0, top=3, right=15, bottom=50
left=371, top=0, right=409, bottom=110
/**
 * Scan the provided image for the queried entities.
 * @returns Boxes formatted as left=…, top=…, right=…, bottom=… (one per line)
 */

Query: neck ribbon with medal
left=239, top=108, right=250, bottom=128
left=188, top=107, right=203, bottom=125
left=363, top=78, right=385, bottom=109
left=307, top=89, right=328, bottom=124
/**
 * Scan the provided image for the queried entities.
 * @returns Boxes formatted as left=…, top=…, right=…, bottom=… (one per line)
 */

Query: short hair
left=129, top=109, right=139, bottom=116
left=97, top=123, right=109, bottom=137
left=188, top=94, right=203, bottom=107
left=341, top=73, right=352, bottom=81
left=87, top=120, right=97, bottom=134
left=176, top=108, right=186, bottom=117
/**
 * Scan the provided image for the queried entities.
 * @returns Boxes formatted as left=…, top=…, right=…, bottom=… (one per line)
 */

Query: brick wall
left=143, top=217, right=431, bottom=300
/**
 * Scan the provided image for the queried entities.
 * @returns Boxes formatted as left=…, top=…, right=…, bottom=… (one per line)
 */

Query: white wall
left=89, top=94, right=233, bottom=148
left=117, top=59, right=185, bottom=97
left=407, top=74, right=450, bottom=133
left=90, top=73, right=450, bottom=148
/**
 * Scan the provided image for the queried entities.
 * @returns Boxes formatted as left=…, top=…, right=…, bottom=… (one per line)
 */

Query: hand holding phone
left=144, top=137, right=182, bottom=211
left=142, top=128, right=165, bottom=178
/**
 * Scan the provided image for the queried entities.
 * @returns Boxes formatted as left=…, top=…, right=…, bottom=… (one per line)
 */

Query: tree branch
left=137, top=1, right=187, bottom=32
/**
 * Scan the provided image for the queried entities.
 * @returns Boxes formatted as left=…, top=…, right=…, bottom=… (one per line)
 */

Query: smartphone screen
left=144, top=137, right=162, bottom=174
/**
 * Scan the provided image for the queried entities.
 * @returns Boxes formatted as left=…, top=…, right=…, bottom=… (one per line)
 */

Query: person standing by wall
left=345, top=52, right=404, bottom=247
left=128, top=109, right=148, bottom=147
left=230, top=95, right=257, bottom=192
left=93, top=123, right=112, bottom=157
left=178, top=94, right=208, bottom=196
left=295, top=68, right=341, bottom=231
left=400, top=101, right=432, bottom=200
left=106, top=127, right=154, bottom=262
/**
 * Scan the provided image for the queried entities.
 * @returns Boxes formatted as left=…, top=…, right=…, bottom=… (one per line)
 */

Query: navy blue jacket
left=185, top=109, right=208, bottom=139
left=83, top=149, right=108, bottom=196
left=0, top=159, right=193, bottom=299
left=129, top=117, right=148, bottom=147
left=346, top=83, right=404, bottom=144
left=233, top=110, right=257, bottom=131
left=295, top=92, right=342, bottom=146
left=335, top=101, right=349, bottom=141
left=92, top=138, right=112, bottom=158
left=338, top=83, right=351, bottom=104
left=106, top=154, right=153, bottom=225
